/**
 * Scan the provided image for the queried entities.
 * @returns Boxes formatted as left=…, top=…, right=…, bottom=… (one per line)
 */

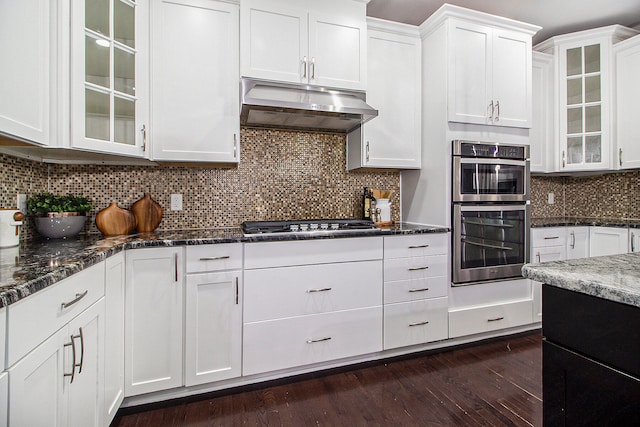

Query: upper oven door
left=452, top=157, right=530, bottom=203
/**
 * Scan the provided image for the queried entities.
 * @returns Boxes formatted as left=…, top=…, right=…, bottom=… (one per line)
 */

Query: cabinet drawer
left=245, top=237, right=383, bottom=269
left=384, top=233, right=448, bottom=259
left=6, top=262, right=105, bottom=366
left=186, top=243, right=242, bottom=273
left=531, top=227, right=566, bottom=248
left=384, top=297, right=448, bottom=350
left=384, top=254, right=447, bottom=282
left=244, top=261, right=382, bottom=322
left=384, top=276, right=448, bottom=304
left=448, top=299, right=533, bottom=338
left=243, top=306, right=382, bottom=376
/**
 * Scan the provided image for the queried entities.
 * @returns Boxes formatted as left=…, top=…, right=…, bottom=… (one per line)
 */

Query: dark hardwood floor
left=113, top=331, right=542, bottom=426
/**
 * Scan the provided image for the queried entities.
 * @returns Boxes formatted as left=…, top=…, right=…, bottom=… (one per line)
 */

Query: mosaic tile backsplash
left=3, top=132, right=640, bottom=241
left=530, top=171, right=640, bottom=220
left=1, top=128, right=401, bottom=239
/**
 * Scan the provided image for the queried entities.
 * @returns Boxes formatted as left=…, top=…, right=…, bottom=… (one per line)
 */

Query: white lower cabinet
left=0, top=371, right=6, bottom=427
left=125, top=247, right=184, bottom=396
left=243, top=238, right=383, bottom=375
left=449, top=299, right=533, bottom=338
left=185, top=270, right=242, bottom=386
left=8, top=299, right=105, bottom=427
left=6, top=262, right=106, bottom=427
left=382, top=234, right=450, bottom=350
left=104, top=252, right=125, bottom=425
left=243, top=307, right=382, bottom=376
left=384, top=297, right=448, bottom=349
left=125, top=244, right=243, bottom=396
left=589, top=227, right=629, bottom=257
left=566, top=226, right=590, bottom=259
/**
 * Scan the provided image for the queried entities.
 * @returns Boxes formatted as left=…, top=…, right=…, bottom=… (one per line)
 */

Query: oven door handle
left=463, top=220, right=514, bottom=228
left=457, top=157, right=527, bottom=166
left=462, top=239, right=513, bottom=251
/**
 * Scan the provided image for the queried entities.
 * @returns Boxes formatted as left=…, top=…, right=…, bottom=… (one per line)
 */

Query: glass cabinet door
left=564, top=44, right=603, bottom=166
left=73, top=0, right=146, bottom=156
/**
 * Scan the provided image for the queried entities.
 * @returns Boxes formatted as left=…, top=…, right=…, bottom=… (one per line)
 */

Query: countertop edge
left=0, top=225, right=450, bottom=308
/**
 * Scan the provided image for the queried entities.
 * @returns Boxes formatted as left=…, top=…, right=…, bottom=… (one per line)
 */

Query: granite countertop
left=0, top=222, right=449, bottom=308
left=522, top=253, right=640, bottom=308
left=531, top=216, right=640, bottom=228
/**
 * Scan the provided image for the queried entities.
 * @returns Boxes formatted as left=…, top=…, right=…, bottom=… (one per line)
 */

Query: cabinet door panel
left=361, top=29, right=420, bottom=169
left=67, top=300, right=105, bottom=427
left=0, top=372, right=6, bottom=427
left=104, top=253, right=125, bottom=425
left=492, top=29, right=531, bottom=127
left=309, top=12, right=365, bottom=90
left=615, top=36, right=640, bottom=169
left=448, top=20, right=491, bottom=125
left=125, top=248, right=183, bottom=396
left=151, top=0, right=239, bottom=162
left=0, top=0, right=51, bottom=145
left=240, top=2, right=307, bottom=83
left=185, top=271, right=242, bottom=386
left=566, top=226, right=589, bottom=259
left=9, top=328, right=67, bottom=427
left=589, top=227, right=628, bottom=257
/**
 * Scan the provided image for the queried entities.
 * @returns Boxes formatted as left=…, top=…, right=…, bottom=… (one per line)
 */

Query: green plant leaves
left=27, top=193, right=93, bottom=215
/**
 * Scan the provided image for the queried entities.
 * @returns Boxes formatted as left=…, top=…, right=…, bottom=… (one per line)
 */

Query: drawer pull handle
left=200, top=256, right=230, bottom=261
left=306, top=337, right=331, bottom=344
left=63, top=335, right=77, bottom=383
left=307, top=287, right=332, bottom=293
left=409, top=288, right=430, bottom=293
left=487, top=316, right=505, bottom=322
left=408, top=266, right=429, bottom=271
left=409, top=320, right=429, bottom=327
left=61, top=290, right=88, bottom=310
left=408, top=244, right=429, bottom=249
left=543, top=236, right=559, bottom=240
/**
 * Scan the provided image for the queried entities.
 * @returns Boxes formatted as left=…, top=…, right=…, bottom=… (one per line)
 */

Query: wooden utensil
left=131, top=193, right=163, bottom=233
left=95, top=202, right=136, bottom=236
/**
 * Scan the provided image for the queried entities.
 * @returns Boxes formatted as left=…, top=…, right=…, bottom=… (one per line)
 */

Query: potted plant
left=27, top=193, right=93, bottom=239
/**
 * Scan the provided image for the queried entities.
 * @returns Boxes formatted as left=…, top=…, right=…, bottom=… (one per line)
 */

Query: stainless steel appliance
left=242, top=218, right=377, bottom=235
left=451, top=140, right=530, bottom=285
left=452, top=140, right=529, bottom=203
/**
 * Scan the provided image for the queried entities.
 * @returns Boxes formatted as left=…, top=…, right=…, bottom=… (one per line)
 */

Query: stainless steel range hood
left=240, top=78, right=378, bottom=133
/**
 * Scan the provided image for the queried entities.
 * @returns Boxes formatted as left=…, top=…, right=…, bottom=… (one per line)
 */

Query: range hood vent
left=240, top=78, right=378, bottom=133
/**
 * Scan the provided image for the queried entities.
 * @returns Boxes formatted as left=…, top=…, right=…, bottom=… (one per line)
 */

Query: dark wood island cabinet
left=543, top=285, right=640, bottom=426
left=522, top=253, right=640, bottom=426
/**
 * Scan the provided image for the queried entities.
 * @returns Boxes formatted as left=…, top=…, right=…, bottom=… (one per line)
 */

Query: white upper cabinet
left=535, top=25, right=638, bottom=172
left=150, top=0, right=239, bottom=163
left=240, top=0, right=366, bottom=90
left=347, top=18, right=421, bottom=170
left=614, top=34, right=640, bottom=170
left=445, top=13, right=538, bottom=128
left=70, top=0, right=149, bottom=157
left=530, top=51, right=555, bottom=173
left=0, top=0, right=55, bottom=146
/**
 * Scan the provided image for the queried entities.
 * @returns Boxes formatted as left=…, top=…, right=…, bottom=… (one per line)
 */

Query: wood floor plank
left=112, top=331, right=542, bottom=427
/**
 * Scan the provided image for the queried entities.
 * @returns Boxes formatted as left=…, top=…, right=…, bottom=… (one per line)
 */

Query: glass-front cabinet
left=71, top=0, right=148, bottom=157
left=535, top=26, right=637, bottom=172
left=564, top=44, right=603, bottom=167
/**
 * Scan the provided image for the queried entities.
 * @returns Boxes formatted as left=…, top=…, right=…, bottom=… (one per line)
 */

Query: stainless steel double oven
left=451, top=140, right=530, bottom=285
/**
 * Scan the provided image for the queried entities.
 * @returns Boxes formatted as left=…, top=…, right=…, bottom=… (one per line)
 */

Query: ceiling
left=366, top=0, right=640, bottom=44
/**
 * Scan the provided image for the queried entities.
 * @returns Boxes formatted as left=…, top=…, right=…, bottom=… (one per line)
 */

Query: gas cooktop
left=242, top=219, right=378, bottom=235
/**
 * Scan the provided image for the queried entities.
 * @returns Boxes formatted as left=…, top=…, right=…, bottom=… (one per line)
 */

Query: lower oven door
left=452, top=204, right=530, bottom=285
